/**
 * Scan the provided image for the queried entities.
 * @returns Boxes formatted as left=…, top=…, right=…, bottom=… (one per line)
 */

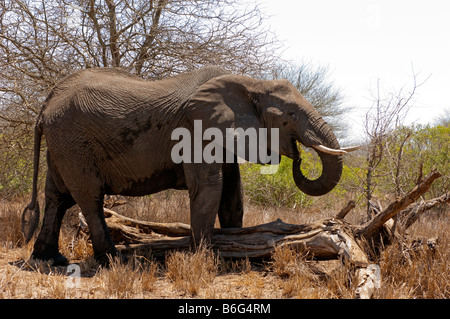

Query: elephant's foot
left=94, top=246, right=125, bottom=267
left=30, top=250, right=68, bottom=266
left=189, top=229, right=213, bottom=251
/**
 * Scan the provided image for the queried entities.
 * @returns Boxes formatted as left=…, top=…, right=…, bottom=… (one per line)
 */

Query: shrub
left=240, top=155, right=316, bottom=208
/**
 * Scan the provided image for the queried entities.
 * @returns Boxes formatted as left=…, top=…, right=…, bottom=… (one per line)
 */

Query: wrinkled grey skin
left=23, top=66, right=342, bottom=265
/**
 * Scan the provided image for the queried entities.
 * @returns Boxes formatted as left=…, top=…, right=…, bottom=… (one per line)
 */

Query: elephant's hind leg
left=218, top=162, right=244, bottom=228
left=32, top=172, right=75, bottom=266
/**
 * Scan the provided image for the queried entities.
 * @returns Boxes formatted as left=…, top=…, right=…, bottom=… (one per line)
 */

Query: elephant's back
left=41, top=66, right=230, bottom=122
left=40, top=66, right=231, bottom=143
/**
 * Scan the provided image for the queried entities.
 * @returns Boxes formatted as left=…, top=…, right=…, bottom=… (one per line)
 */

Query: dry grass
left=95, top=256, right=159, bottom=298
left=112, top=191, right=190, bottom=224
left=270, top=245, right=323, bottom=298
left=0, top=193, right=448, bottom=299
left=375, top=226, right=449, bottom=299
left=0, top=198, right=26, bottom=248
left=165, top=242, right=218, bottom=296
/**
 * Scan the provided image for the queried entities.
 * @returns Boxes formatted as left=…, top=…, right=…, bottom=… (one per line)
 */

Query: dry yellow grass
left=165, top=243, right=218, bottom=296
left=0, top=193, right=448, bottom=299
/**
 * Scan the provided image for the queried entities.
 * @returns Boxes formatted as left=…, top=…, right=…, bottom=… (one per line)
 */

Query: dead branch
left=357, top=170, right=442, bottom=239
left=398, top=192, right=450, bottom=231
left=104, top=208, right=190, bottom=238
left=335, top=200, right=356, bottom=219
left=354, top=264, right=381, bottom=299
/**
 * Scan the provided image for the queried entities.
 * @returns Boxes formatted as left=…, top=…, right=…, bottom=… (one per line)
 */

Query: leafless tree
left=0, top=0, right=277, bottom=110
left=433, top=107, right=450, bottom=127
left=363, top=73, right=424, bottom=219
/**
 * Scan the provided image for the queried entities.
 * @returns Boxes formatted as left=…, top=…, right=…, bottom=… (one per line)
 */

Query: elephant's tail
left=22, top=121, right=43, bottom=244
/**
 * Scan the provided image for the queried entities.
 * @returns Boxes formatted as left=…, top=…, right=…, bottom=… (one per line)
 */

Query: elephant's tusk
left=312, top=145, right=347, bottom=155
left=312, top=144, right=361, bottom=155
left=340, top=145, right=362, bottom=152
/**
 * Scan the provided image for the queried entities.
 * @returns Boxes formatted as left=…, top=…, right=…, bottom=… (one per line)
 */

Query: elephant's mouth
left=290, top=137, right=301, bottom=160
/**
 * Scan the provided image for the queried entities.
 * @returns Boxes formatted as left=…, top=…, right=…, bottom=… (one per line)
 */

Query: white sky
left=258, top=0, right=450, bottom=140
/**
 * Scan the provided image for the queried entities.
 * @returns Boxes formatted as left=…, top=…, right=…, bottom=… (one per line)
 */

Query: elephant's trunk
left=292, top=151, right=343, bottom=196
left=292, top=119, right=344, bottom=196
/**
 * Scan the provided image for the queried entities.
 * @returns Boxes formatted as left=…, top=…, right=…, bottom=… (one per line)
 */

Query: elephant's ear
left=182, top=74, right=266, bottom=163
left=184, top=74, right=263, bottom=133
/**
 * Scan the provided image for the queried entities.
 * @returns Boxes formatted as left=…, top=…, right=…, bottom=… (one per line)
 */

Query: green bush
left=335, top=124, right=449, bottom=202
left=0, top=132, right=47, bottom=198
left=381, top=124, right=449, bottom=198
left=240, top=155, right=315, bottom=208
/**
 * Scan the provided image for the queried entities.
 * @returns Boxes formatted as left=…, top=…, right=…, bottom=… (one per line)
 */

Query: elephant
left=22, top=66, right=358, bottom=265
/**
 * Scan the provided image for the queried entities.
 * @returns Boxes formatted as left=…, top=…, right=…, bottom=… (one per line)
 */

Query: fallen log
left=112, top=218, right=369, bottom=265
left=98, top=169, right=445, bottom=298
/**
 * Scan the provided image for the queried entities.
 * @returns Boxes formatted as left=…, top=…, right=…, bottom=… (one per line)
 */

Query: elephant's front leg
left=183, top=162, right=223, bottom=245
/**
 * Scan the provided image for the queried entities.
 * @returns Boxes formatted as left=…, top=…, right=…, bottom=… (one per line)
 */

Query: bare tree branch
left=358, top=170, right=442, bottom=238
left=134, top=0, right=167, bottom=75
left=362, top=71, right=426, bottom=219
